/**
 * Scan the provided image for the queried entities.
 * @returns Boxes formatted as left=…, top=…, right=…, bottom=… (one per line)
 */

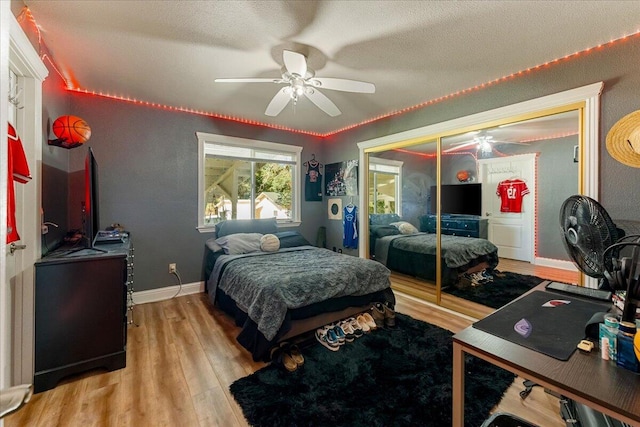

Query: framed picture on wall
left=325, top=160, right=358, bottom=196
left=328, top=198, right=342, bottom=220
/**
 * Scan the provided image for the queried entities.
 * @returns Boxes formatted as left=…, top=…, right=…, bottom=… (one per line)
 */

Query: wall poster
left=325, top=160, right=358, bottom=196
left=328, top=198, right=342, bottom=220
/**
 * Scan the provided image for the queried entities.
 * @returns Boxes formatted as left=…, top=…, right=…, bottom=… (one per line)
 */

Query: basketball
left=456, top=170, right=470, bottom=182
left=52, top=115, right=91, bottom=146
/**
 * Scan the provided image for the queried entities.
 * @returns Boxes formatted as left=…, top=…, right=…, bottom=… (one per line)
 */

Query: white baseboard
left=132, top=281, right=205, bottom=305
left=534, top=257, right=579, bottom=272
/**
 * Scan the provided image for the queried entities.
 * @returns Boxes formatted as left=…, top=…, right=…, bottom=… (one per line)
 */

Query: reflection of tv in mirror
left=430, top=183, right=482, bottom=216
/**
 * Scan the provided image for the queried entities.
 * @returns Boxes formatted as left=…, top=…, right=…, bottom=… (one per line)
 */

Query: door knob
left=9, top=243, right=26, bottom=254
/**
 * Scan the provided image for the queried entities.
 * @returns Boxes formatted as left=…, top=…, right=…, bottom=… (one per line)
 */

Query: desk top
left=37, top=239, right=130, bottom=265
left=453, top=284, right=640, bottom=424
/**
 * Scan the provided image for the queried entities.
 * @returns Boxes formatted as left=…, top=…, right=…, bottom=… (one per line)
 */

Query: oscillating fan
left=560, top=195, right=640, bottom=322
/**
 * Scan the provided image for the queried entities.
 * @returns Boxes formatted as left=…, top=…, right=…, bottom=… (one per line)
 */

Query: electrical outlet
left=168, top=263, right=177, bottom=274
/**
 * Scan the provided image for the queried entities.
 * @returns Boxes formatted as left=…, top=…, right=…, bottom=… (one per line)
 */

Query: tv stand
left=65, top=236, right=107, bottom=254
left=34, top=239, right=132, bottom=393
left=420, top=214, right=488, bottom=239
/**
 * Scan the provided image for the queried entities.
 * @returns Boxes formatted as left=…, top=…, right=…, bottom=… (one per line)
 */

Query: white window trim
left=369, top=157, right=403, bottom=216
left=196, top=132, right=302, bottom=232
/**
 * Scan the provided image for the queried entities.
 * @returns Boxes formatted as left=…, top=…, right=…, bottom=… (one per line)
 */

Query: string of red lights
left=17, top=6, right=640, bottom=139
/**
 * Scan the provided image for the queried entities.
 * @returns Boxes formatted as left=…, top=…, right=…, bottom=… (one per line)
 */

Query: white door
left=478, top=153, right=536, bottom=262
left=4, top=15, right=48, bottom=389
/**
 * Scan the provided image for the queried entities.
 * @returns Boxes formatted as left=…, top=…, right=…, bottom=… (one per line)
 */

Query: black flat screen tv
left=80, top=147, right=102, bottom=251
left=430, top=183, right=482, bottom=216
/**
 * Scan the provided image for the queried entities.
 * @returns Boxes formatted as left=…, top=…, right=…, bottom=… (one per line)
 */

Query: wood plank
left=117, top=304, right=156, bottom=426
left=6, top=286, right=566, bottom=427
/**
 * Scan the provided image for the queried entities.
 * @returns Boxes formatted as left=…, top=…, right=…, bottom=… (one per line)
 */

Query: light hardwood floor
left=7, top=262, right=571, bottom=426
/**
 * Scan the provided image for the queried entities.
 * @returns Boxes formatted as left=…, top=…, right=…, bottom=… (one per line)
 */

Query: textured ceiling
left=21, top=0, right=640, bottom=136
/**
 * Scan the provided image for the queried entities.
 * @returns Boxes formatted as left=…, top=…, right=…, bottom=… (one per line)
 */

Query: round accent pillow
left=260, top=234, right=280, bottom=252
left=398, top=222, right=418, bottom=234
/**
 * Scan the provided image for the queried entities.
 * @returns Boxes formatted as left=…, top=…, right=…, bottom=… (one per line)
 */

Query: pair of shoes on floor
left=315, top=325, right=341, bottom=351
left=462, top=271, right=491, bottom=287
left=371, top=302, right=396, bottom=328
left=337, top=319, right=356, bottom=342
left=355, top=312, right=377, bottom=333
left=480, top=269, right=494, bottom=282
left=316, top=315, right=375, bottom=351
left=270, top=342, right=305, bottom=372
left=345, top=315, right=371, bottom=336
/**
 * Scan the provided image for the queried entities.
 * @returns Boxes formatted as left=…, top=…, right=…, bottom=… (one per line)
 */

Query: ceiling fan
left=214, top=50, right=375, bottom=117
left=443, top=131, right=528, bottom=153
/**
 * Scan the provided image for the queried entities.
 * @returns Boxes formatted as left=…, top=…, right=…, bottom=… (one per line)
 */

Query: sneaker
left=347, top=317, right=364, bottom=338
left=332, top=325, right=346, bottom=344
left=356, top=315, right=371, bottom=333
left=315, top=327, right=340, bottom=351
left=340, top=320, right=356, bottom=342
left=370, top=303, right=386, bottom=328
left=362, top=312, right=377, bottom=330
left=481, top=269, right=494, bottom=282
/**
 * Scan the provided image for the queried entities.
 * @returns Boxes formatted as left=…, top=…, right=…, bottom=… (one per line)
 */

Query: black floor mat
left=473, top=290, right=609, bottom=360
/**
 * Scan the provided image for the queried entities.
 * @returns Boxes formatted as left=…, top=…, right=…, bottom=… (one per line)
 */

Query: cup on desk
left=616, top=321, right=639, bottom=373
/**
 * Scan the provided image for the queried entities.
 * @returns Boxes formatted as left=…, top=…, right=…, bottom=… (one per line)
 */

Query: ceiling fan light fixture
left=215, top=49, right=374, bottom=117
left=478, top=140, right=492, bottom=153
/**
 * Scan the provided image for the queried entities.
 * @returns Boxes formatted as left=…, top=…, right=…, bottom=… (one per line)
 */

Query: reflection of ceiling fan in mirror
left=214, top=50, right=375, bottom=117
left=444, top=131, right=528, bottom=153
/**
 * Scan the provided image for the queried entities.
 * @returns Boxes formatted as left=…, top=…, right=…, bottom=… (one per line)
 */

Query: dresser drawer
left=419, top=214, right=488, bottom=239
left=443, top=219, right=479, bottom=232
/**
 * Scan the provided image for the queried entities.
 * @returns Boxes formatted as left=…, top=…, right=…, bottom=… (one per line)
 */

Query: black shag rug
left=229, top=313, right=515, bottom=427
left=447, top=270, right=547, bottom=309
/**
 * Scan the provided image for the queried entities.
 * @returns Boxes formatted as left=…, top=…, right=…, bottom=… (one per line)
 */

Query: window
left=369, top=157, right=403, bottom=215
left=197, top=132, right=302, bottom=230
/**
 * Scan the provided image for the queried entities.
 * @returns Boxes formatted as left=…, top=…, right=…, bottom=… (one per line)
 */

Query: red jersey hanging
left=7, top=122, right=32, bottom=244
left=496, top=178, right=529, bottom=213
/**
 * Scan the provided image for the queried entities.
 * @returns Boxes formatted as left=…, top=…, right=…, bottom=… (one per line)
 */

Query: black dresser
left=420, top=214, right=488, bottom=239
left=33, top=239, right=133, bottom=393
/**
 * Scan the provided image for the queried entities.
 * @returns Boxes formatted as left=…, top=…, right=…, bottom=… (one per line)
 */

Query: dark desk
left=452, top=282, right=640, bottom=426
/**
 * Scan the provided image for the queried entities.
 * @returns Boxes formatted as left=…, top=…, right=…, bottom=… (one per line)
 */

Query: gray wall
left=324, top=34, right=640, bottom=251
left=39, top=28, right=640, bottom=291
left=41, top=71, right=325, bottom=291
left=41, top=68, right=72, bottom=253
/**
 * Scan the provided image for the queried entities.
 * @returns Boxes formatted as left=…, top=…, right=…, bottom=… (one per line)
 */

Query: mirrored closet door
left=360, top=82, right=603, bottom=317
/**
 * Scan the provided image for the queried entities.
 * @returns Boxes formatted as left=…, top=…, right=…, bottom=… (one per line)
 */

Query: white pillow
left=215, top=233, right=263, bottom=255
left=260, top=234, right=280, bottom=252
left=205, top=237, right=223, bottom=253
left=390, top=221, right=419, bottom=235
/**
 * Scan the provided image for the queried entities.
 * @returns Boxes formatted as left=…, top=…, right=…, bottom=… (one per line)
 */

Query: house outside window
left=196, top=133, right=302, bottom=230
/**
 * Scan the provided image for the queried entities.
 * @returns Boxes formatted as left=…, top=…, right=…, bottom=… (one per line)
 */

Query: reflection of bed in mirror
left=369, top=214, right=498, bottom=286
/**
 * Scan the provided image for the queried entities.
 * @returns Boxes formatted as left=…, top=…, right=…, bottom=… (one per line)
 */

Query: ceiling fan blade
left=283, top=50, right=307, bottom=77
left=500, top=141, right=529, bottom=145
left=265, top=88, right=292, bottom=117
left=214, top=78, right=283, bottom=83
left=305, top=88, right=341, bottom=117
left=443, top=141, right=477, bottom=153
left=311, top=77, right=375, bottom=93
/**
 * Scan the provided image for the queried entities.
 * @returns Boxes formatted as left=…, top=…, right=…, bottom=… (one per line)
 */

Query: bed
left=204, top=218, right=395, bottom=361
left=369, top=214, right=499, bottom=286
